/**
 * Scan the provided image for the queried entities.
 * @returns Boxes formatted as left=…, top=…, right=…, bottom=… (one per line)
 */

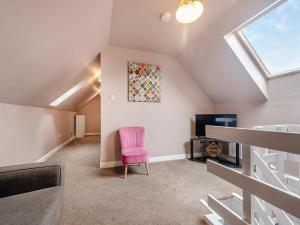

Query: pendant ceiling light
left=176, top=0, right=204, bottom=24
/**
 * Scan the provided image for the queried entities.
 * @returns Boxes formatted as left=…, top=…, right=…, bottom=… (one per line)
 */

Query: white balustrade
left=201, top=125, right=300, bottom=225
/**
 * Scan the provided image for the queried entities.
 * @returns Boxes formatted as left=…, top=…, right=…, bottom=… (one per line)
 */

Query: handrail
left=205, top=126, right=300, bottom=155
left=207, top=160, right=300, bottom=219
left=203, top=126, right=300, bottom=224
left=207, top=194, right=250, bottom=225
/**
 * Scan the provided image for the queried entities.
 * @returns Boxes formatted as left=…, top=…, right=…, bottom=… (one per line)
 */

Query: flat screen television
left=195, top=114, right=237, bottom=137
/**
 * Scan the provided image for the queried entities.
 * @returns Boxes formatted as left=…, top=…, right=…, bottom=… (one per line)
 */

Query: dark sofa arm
left=0, top=161, right=64, bottom=198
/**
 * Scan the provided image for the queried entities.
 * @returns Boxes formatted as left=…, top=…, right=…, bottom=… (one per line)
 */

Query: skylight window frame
left=236, top=31, right=300, bottom=79
left=234, top=0, right=300, bottom=80
left=235, top=31, right=272, bottom=79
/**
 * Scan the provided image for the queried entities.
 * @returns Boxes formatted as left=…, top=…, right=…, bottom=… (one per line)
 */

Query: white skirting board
left=99, top=152, right=201, bottom=168
left=35, top=136, right=75, bottom=162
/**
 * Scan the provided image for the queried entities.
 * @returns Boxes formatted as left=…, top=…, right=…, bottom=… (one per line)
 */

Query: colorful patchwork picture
left=128, top=62, right=161, bottom=103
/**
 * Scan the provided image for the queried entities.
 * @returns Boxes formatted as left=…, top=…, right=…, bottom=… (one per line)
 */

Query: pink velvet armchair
left=119, top=127, right=150, bottom=179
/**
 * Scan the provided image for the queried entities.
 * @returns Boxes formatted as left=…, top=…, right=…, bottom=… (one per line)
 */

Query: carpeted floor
left=49, top=136, right=240, bottom=225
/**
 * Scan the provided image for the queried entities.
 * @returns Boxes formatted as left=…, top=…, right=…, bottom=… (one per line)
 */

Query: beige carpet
left=49, top=136, right=240, bottom=225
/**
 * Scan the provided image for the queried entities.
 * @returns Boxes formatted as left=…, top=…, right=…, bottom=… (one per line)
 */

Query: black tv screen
left=195, top=114, right=237, bottom=137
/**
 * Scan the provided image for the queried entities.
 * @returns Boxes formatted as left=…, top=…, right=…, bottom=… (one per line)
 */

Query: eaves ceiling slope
left=0, top=0, right=113, bottom=111
left=0, top=0, right=278, bottom=110
left=178, top=0, right=277, bottom=103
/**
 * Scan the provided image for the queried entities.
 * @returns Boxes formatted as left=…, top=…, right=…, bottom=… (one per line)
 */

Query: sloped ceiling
left=178, top=0, right=277, bottom=103
left=110, top=0, right=239, bottom=55
left=0, top=0, right=113, bottom=111
left=0, top=0, right=280, bottom=109
left=110, top=0, right=281, bottom=103
left=51, top=54, right=101, bottom=111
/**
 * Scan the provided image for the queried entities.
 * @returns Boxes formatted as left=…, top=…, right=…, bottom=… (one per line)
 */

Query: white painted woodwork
left=200, top=199, right=219, bottom=216
left=203, top=214, right=224, bottom=225
left=252, top=151, right=287, bottom=190
left=207, top=160, right=300, bottom=219
left=205, top=126, right=300, bottom=155
left=261, top=152, right=278, bottom=163
left=252, top=150, right=294, bottom=225
left=252, top=197, right=273, bottom=225
left=201, top=194, right=244, bottom=225
left=207, top=194, right=250, bottom=225
left=253, top=125, right=300, bottom=195
left=242, top=144, right=251, bottom=223
left=204, top=125, right=300, bottom=224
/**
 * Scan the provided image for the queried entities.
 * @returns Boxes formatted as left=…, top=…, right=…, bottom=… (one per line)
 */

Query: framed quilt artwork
left=128, top=61, right=161, bottom=103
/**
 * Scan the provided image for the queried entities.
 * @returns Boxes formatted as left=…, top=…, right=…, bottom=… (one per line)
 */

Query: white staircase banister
left=253, top=151, right=288, bottom=190
left=252, top=151, right=295, bottom=225
left=205, top=126, right=300, bottom=155
left=207, top=194, right=250, bottom=225
left=207, top=160, right=300, bottom=219
left=252, top=197, right=273, bottom=225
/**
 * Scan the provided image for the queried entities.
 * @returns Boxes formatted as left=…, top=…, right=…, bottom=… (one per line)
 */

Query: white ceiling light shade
left=176, top=0, right=204, bottom=24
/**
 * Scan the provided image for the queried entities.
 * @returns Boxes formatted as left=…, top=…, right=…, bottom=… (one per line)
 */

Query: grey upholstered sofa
left=0, top=161, right=64, bottom=225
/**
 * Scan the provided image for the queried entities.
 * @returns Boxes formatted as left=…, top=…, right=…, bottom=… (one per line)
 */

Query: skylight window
left=50, top=80, right=86, bottom=107
left=237, top=0, right=300, bottom=78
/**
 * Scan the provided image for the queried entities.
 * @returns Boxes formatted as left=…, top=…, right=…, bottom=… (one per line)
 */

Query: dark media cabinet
left=190, top=136, right=241, bottom=168
left=192, top=114, right=240, bottom=167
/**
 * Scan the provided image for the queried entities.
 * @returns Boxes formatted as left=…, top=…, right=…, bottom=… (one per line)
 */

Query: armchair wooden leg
left=124, top=165, right=128, bottom=179
left=145, top=162, right=149, bottom=175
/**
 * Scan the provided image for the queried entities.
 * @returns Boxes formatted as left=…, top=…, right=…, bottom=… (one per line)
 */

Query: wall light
left=176, top=0, right=204, bottom=24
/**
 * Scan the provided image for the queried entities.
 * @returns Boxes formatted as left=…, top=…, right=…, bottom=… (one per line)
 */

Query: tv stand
left=190, top=136, right=240, bottom=167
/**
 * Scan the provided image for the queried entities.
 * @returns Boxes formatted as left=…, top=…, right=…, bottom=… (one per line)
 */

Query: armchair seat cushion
left=0, top=186, right=63, bottom=225
left=122, top=148, right=149, bottom=165
left=122, top=147, right=149, bottom=156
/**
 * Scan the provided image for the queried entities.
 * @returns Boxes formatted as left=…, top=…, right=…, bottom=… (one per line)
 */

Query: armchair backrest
left=0, top=161, right=64, bottom=198
left=119, top=127, right=145, bottom=149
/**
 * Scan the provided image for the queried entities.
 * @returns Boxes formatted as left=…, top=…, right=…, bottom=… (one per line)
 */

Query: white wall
left=101, top=47, right=213, bottom=163
left=77, top=95, right=100, bottom=134
left=214, top=73, right=300, bottom=127
left=0, top=103, right=75, bottom=166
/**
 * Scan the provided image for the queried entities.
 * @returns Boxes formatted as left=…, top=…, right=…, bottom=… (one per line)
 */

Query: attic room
left=0, top=0, right=300, bottom=225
